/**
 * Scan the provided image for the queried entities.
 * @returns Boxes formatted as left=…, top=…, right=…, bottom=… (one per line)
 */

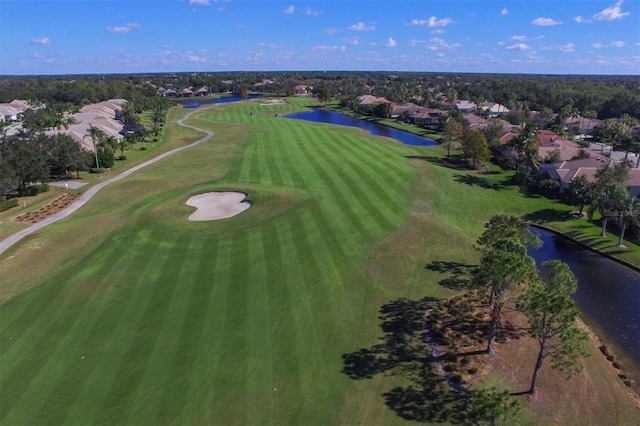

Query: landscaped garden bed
left=13, top=193, right=81, bottom=224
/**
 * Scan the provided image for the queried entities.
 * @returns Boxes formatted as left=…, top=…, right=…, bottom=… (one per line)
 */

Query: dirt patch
left=13, top=193, right=81, bottom=224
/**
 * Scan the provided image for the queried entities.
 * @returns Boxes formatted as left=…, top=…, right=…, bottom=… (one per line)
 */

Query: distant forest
left=1, top=72, right=638, bottom=119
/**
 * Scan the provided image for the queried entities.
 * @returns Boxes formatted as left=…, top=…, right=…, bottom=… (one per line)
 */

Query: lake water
left=529, top=227, right=640, bottom=366
left=286, top=109, right=437, bottom=146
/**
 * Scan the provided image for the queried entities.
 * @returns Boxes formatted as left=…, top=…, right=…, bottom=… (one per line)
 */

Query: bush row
left=0, top=198, right=19, bottom=212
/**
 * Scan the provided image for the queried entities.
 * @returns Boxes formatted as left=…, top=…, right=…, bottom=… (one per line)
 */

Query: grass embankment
left=0, top=97, right=637, bottom=425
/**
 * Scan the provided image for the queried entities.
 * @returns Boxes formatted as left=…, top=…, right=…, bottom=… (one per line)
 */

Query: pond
left=286, top=109, right=437, bottom=146
left=528, top=227, right=640, bottom=368
left=175, top=94, right=263, bottom=108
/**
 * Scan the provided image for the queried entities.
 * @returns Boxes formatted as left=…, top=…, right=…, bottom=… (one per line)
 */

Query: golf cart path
left=0, top=109, right=212, bottom=257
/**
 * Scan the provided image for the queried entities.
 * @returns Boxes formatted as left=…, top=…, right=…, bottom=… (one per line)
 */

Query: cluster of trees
left=3, top=72, right=638, bottom=122
left=0, top=133, right=91, bottom=193
left=472, top=215, right=589, bottom=395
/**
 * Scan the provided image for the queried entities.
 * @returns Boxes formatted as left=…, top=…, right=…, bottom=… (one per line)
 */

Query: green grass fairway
left=1, top=98, right=638, bottom=425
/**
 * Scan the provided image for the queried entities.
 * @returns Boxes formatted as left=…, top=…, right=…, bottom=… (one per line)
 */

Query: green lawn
left=0, top=97, right=637, bottom=425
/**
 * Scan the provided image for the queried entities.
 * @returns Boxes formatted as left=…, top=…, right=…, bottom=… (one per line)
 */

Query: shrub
left=444, top=363, right=456, bottom=372
left=467, top=367, right=479, bottom=374
left=451, top=374, right=464, bottom=384
left=90, top=168, right=105, bottom=174
left=444, top=353, right=458, bottom=363
left=118, top=155, right=127, bottom=161
left=460, top=356, right=471, bottom=366
left=140, top=146, right=148, bottom=151
left=22, top=184, right=50, bottom=196
left=0, top=198, right=19, bottom=212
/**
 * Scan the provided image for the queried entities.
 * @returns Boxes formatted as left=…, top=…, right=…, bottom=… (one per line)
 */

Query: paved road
left=589, top=142, right=639, bottom=163
left=0, top=108, right=213, bottom=257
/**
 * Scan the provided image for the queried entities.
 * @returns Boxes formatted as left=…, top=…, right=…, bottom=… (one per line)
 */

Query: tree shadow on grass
left=523, top=208, right=573, bottom=223
left=342, top=297, right=472, bottom=423
left=453, top=174, right=505, bottom=191
left=425, top=260, right=476, bottom=291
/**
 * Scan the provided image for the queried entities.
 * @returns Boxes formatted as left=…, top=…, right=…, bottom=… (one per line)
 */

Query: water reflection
left=528, top=227, right=640, bottom=365
left=286, top=109, right=437, bottom=146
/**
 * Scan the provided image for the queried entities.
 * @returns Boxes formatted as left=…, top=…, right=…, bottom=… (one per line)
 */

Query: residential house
left=482, top=102, right=509, bottom=117
left=195, top=86, right=210, bottom=96
left=412, top=109, right=447, bottom=130
left=539, top=156, right=612, bottom=192
left=181, top=88, right=194, bottom=97
left=455, top=100, right=476, bottom=112
left=294, top=85, right=310, bottom=95
left=0, top=105, right=22, bottom=122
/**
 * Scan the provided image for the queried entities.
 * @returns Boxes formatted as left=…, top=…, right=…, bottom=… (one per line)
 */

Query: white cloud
left=530, top=17, right=563, bottom=26
left=558, top=43, right=575, bottom=52
left=347, top=22, right=376, bottom=31
left=593, top=41, right=626, bottom=48
left=189, top=0, right=211, bottom=5
left=284, top=5, right=295, bottom=14
left=188, top=55, right=207, bottom=62
left=511, top=35, right=544, bottom=42
left=594, top=0, right=629, bottom=21
left=304, top=6, right=322, bottom=16
left=31, top=37, right=52, bottom=45
left=343, top=37, right=360, bottom=45
left=501, top=8, right=509, bottom=16
left=385, top=37, right=397, bottom=48
left=574, top=15, right=584, bottom=23
left=407, top=17, right=454, bottom=27
left=325, top=28, right=337, bottom=34
left=107, top=23, right=140, bottom=34
left=312, top=45, right=346, bottom=52
left=507, top=43, right=532, bottom=51
left=425, top=38, right=461, bottom=51
left=431, top=29, right=445, bottom=35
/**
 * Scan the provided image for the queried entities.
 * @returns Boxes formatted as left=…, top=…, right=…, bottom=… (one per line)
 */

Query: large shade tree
left=473, top=215, right=541, bottom=354
left=519, top=260, right=589, bottom=394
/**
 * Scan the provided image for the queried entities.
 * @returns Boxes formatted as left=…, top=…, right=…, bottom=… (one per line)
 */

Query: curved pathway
left=0, top=108, right=212, bottom=257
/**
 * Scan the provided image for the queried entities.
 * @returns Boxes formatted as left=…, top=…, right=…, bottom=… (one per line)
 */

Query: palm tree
left=599, top=119, right=626, bottom=155
left=614, top=192, right=640, bottom=247
left=84, top=124, right=106, bottom=168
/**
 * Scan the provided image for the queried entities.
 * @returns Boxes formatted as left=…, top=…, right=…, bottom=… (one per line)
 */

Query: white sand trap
left=186, top=192, right=250, bottom=221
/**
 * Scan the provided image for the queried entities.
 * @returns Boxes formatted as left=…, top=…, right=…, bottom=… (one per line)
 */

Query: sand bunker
left=186, top=192, right=250, bottom=221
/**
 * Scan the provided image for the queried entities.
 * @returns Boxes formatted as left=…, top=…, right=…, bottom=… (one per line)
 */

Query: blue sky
left=1, top=0, right=638, bottom=75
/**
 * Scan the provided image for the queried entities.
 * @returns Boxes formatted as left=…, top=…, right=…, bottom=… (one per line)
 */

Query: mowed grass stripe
left=310, top=137, right=401, bottom=234
left=272, top=218, right=328, bottom=423
left=151, top=238, right=218, bottom=424
left=259, top=130, right=287, bottom=186
left=324, top=130, right=415, bottom=213
left=244, top=228, right=276, bottom=423
left=54, top=233, right=174, bottom=425
left=280, top=129, right=367, bottom=255
left=0, top=231, right=165, bottom=424
left=94, top=235, right=191, bottom=425
left=293, top=125, right=380, bottom=238
left=180, top=237, right=234, bottom=423
left=237, top=141, right=257, bottom=184
left=125, top=237, right=208, bottom=424
left=0, top=231, right=130, bottom=356
left=214, top=231, right=251, bottom=424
